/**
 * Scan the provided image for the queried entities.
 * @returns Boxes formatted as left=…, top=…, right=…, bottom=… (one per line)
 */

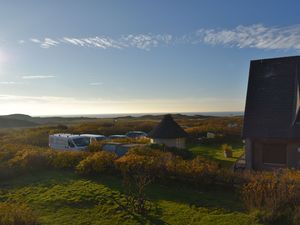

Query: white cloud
left=62, top=37, right=122, bottom=49
left=30, top=38, right=41, bottom=43
left=29, top=38, right=59, bottom=48
left=22, top=75, right=56, bottom=79
left=40, top=38, right=59, bottom=48
left=196, top=24, right=300, bottom=50
left=120, top=34, right=172, bottom=50
left=29, top=34, right=172, bottom=50
left=27, top=24, right=300, bottom=51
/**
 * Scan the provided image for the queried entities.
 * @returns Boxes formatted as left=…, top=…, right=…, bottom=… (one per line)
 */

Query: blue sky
left=0, top=0, right=300, bottom=115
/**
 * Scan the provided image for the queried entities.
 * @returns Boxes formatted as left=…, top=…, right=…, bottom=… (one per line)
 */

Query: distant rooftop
left=148, top=114, right=188, bottom=139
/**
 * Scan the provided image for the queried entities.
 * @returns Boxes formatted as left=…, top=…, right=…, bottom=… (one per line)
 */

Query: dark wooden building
left=243, top=56, right=300, bottom=170
left=148, top=114, right=188, bottom=149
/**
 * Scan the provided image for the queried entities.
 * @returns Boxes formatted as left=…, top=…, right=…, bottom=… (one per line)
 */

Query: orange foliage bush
left=51, top=151, right=89, bottom=169
left=241, top=170, right=300, bottom=224
left=76, top=151, right=117, bottom=175
left=8, top=147, right=55, bottom=171
left=0, top=202, right=39, bottom=225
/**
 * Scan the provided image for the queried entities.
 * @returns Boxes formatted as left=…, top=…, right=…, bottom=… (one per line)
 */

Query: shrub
left=88, top=141, right=104, bottom=152
left=241, top=170, right=300, bottom=225
left=165, top=155, right=220, bottom=186
left=8, top=148, right=55, bottom=171
left=76, top=151, right=117, bottom=175
left=222, top=144, right=233, bottom=158
left=51, top=151, right=89, bottom=169
left=116, top=147, right=172, bottom=178
left=0, top=202, right=39, bottom=225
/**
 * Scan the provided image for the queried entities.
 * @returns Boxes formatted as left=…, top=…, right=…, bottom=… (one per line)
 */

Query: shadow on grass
left=0, top=170, right=245, bottom=219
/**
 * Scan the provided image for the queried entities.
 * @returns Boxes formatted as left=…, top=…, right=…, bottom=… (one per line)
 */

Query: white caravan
left=49, top=134, right=90, bottom=150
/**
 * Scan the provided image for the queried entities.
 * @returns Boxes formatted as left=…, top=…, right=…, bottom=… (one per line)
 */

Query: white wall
left=151, top=138, right=186, bottom=149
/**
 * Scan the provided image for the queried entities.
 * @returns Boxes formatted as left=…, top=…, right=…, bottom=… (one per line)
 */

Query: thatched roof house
left=243, top=55, right=300, bottom=170
left=148, top=114, right=188, bottom=149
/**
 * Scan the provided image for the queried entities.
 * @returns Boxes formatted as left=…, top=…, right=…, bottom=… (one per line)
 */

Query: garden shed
left=148, top=114, right=188, bottom=149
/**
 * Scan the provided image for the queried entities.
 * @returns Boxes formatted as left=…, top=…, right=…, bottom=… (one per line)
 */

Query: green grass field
left=188, top=143, right=244, bottom=167
left=0, top=170, right=260, bottom=225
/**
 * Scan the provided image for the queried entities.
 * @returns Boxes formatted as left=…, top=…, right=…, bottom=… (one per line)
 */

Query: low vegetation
left=2, top=115, right=284, bottom=225
left=0, top=202, right=39, bottom=225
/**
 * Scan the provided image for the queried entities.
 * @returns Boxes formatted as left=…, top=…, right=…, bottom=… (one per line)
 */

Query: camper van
left=80, top=134, right=107, bottom=143
left=49, top=134, right=90, bottom=150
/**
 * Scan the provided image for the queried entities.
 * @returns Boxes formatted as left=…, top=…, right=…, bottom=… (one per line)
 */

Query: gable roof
left=243, top=55, right=300, bottom=139
left=148, top=114, right=188, bottom=138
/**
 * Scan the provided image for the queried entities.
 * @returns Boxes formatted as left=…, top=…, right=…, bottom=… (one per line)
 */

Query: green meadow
left=0, top=171, right=260, bottom=225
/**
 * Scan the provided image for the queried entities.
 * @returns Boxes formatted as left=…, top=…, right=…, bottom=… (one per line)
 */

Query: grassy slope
left=0, top=171, right=259, bottom=225
left=188, top=143, right=244, bottom=167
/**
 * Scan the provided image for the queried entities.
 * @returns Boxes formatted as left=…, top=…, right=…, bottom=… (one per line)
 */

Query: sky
left=1, top=0, right=300, bottom=116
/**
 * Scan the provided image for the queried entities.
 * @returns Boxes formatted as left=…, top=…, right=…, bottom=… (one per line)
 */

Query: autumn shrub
left=116, top=147, right=172, bottom=177
left=3, top=129, right=49, bottom=147
left=88, top=141, right=104, bottom=152
left=0, top=144, right=22, bottom=163
left=76, top=151, right=117, bottom=175
left=51, top=151, right=89, bottom=169
left=8, top=147, right=55, bottom=171
left=164, top=155, right=220, bottom=186
left=222, top=144, right=233, bottom=158
left=241, top=170, right=300, bottom=225
left=115, top=147, right=170, bottom=215
left=0, top=202, right=39, bottom=225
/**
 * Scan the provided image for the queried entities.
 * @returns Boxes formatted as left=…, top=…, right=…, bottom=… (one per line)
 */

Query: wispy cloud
left=89, top=82, right=103, bottom=86
left=196, top=24, right=300, bottom=50
left=30, top=38, right=41, bottom=43
left=29, top=34, right=172, bottom=50
left=29, top=38, right=59, bottom=48
left=26, top=24, right=300, bottom=51
left=119, top=34, right=172, bottom=50
left=22, top=75, right=56, bottom=79
left=63, top=37, right=121, bottom=49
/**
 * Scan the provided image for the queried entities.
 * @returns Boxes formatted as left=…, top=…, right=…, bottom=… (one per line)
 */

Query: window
left=262, top=143, right=286, bottom=165
left=72, top=137, right=90, bottom=147
left=68, top=140, right=75, bottom=148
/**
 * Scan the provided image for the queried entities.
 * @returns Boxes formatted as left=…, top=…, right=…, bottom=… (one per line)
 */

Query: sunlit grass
left=0, top=171, right=260, bottom=225
left=188, top=143, right=244, bottom=167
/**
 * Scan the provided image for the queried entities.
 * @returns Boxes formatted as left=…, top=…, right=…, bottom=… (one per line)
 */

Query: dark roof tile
left=148, top=114, right=188, bottom=138
left=243, top=55, right=300, bottom=138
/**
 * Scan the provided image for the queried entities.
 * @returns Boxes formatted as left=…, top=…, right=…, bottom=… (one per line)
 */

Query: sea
left=40, top=111, right=244, bottom=118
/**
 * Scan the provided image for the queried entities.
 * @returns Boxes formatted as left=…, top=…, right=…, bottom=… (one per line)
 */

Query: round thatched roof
left=148, top=114, right=188, bottom=138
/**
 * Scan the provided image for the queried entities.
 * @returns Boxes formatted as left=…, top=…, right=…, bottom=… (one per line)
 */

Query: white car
left=81, top=134, right=107, bottom=143
left=49, top=134, right=90, bottom=150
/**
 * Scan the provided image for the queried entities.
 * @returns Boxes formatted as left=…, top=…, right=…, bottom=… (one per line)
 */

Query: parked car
left=49, top=134, right=90, bottom=150
left=102, top=143, right=144, bottom=157
left=126, top=131, right=147, bottom=138
left=108, top=134, right=128, bottom=140
left=81, top=134, right=107, bottom=143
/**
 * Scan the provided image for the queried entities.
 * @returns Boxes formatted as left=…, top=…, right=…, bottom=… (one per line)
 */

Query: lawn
left=0, top=171, right=260, bottom=225
left=188, top=143, right=244, bottom=167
